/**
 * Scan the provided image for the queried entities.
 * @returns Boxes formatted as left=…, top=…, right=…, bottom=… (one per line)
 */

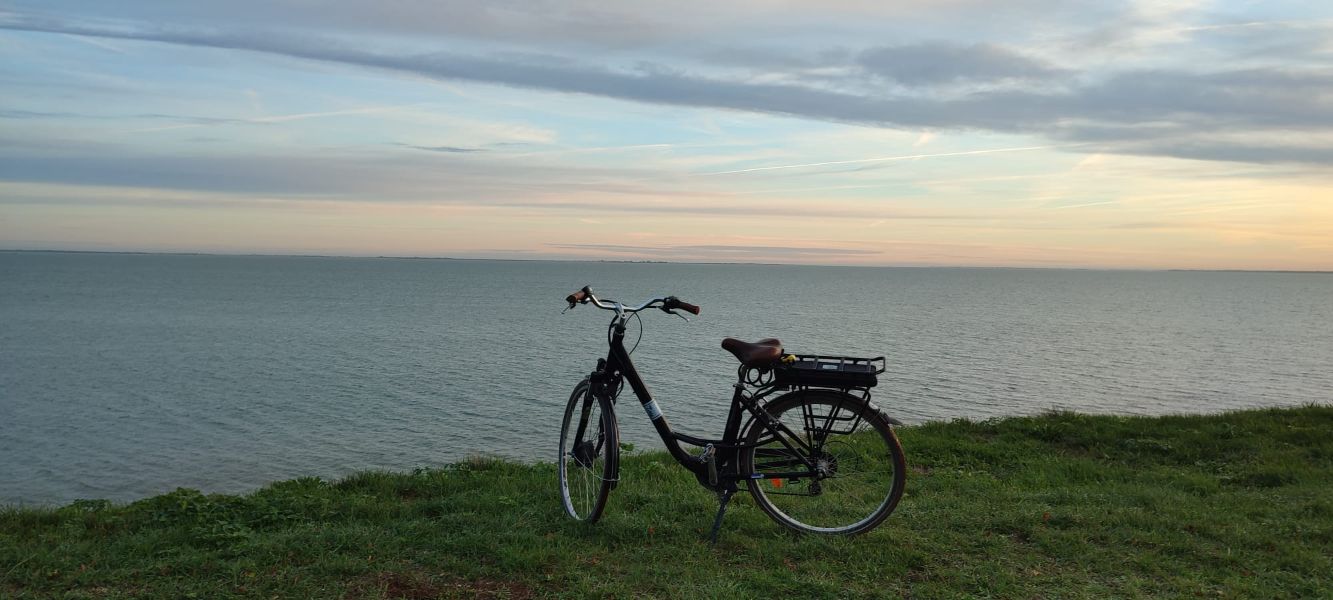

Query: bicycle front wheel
left=558, top=380, right=618, bottom=523
left=741, top=390, right=906, bottom=535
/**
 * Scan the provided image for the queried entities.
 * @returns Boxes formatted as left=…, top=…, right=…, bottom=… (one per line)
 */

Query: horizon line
left=3, top=248, right=1331, bottom=274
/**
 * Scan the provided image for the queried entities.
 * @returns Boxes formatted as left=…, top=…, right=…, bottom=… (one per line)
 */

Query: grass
left=3, top=405, right=1331, bottom=599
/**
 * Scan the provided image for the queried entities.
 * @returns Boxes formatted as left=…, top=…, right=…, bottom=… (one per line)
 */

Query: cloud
left=400, top=145, right=487, bottom=154
left=2, top=12, right=1331, bottom=165
left=127, top=105, right=422, bottom=132
left=548, top=243, right=880, bottom=257
left=0, top=143, right=993, bottom=222
left=857, top=42, right=1065, bottom=84
left=700, top=144, right=1072, bottom=175
left=1, top=109, right=87, bottom=119
left=0, top=1, right=1093, bottom=50
left=0, top=109, right=244, bottom=125
left=0, top=149, right=675, bottom=199
left=1112, top=141, right=1333, bottom=166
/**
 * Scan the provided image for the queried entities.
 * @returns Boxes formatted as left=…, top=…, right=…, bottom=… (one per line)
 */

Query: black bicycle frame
left=590, top=319, right=821, bottom=489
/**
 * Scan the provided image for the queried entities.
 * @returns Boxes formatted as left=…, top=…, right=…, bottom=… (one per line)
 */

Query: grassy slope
left=2, top=406, right=1330, bottom=599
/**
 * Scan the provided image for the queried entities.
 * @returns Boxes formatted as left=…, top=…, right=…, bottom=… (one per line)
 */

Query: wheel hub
left=572, top=441, right=597, bottom=468
left=815, top=452, right=839, bottom=478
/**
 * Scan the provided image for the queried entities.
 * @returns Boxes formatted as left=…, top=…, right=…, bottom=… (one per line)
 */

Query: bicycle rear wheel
left=741, top=390, right=905, bottom=535
left=558, top=380, right=618, bottom=523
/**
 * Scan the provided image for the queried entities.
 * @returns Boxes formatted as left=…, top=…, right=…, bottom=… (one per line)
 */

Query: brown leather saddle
left=721, top=337, right=783, bottom=367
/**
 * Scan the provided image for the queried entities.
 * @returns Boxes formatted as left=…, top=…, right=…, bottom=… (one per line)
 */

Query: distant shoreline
left=4, top=248, right=1330, bottom=273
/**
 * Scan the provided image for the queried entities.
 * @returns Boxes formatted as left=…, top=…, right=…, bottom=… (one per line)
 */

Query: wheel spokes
left=561, top=390, right=614, bottom=522
left=750, top=398, right=900, bottom=532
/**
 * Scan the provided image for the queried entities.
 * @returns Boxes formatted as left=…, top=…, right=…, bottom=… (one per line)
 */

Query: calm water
left=2, top=252, right=1330, bottom=505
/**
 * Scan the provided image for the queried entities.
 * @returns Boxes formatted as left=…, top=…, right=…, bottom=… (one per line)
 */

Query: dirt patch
left=347, top=571, right=441, bottom=600
left=448, top=578, right=535, bottom=599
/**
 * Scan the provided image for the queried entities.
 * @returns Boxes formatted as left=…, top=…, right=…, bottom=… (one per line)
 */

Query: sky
left=1, top=1, right=1330, bottom=269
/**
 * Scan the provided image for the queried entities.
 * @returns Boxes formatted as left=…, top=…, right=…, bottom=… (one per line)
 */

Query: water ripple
left=1, top=253, right=1330, bottom=505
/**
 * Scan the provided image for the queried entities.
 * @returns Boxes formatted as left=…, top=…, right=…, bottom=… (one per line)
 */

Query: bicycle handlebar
left=664, top=297, right=701, bottom=315
left=564, top=286, right=700, bottom=317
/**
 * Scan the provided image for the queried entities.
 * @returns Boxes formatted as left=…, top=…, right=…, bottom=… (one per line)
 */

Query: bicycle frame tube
left=602, top=320, right=707, bottom=476
left=598, top=318, right=820, bottom=482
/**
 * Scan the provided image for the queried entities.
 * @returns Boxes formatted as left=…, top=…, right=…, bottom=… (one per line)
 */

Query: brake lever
left=661, top=308, right=689, bottom=322
left=562, top=302, right=576, bottom=314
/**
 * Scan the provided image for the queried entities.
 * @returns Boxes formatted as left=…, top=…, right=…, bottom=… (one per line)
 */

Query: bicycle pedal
left=702, top=444, right=718, bottom=487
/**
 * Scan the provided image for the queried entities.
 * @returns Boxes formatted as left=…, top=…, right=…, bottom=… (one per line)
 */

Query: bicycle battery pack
left=774, top=354, right=885, bottom=389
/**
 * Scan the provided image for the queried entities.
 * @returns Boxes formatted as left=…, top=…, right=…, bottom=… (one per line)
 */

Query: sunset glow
left=2, top=2, right=1331, bottom=269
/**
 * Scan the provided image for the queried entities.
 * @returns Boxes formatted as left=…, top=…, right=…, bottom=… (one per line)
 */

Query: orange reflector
left=770, top=478, right=784, bottom=488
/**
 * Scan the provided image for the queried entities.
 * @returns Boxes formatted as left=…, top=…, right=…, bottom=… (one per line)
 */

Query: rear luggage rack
left=774, top=354, right=886, bottom=389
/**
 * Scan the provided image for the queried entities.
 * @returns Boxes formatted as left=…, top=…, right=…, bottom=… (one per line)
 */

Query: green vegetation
left=4, top=406, right=1330, bottom=599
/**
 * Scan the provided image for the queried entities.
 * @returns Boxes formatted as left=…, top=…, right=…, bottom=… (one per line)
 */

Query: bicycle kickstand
left=708, top=488, right=734, bottom=545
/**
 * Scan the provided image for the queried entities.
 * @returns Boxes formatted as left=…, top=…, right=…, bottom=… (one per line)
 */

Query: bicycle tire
left=558, top=380, right=619, bottom=523
left=741, top=390, right=906, bottom=535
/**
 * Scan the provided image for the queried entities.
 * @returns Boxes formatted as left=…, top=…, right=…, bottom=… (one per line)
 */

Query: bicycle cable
left=628, top=311, right=644, bottom=355
left=604, top=308, right=645, bottom=356
left=599, top=312, right=640, bottom=404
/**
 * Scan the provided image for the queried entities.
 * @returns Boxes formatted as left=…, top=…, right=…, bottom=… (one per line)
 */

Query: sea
left=1, top=251, right=1329, bottom=505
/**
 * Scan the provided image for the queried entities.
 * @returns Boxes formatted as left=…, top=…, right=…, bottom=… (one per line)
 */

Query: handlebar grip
left=675, top=300, right=701, bottom=315
left=566, top=289, right=588, bottom=304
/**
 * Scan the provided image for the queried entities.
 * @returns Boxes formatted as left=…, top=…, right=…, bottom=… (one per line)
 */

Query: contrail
left=1171, top=19, right=1332, bottom=34
left=62, top=33, right=126, bottom=54
left=700, top=144, right=1078, bottom=175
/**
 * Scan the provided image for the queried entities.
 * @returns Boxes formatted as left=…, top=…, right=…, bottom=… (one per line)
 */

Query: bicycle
left=558, top=286, right=907, bottom=540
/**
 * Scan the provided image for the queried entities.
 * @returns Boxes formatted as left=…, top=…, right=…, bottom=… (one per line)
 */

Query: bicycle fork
left=587, top=360, right=622, bottom=490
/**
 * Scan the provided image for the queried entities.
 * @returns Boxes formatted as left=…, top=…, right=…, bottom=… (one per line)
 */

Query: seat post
left=721, top=379, right=748, bottom=444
